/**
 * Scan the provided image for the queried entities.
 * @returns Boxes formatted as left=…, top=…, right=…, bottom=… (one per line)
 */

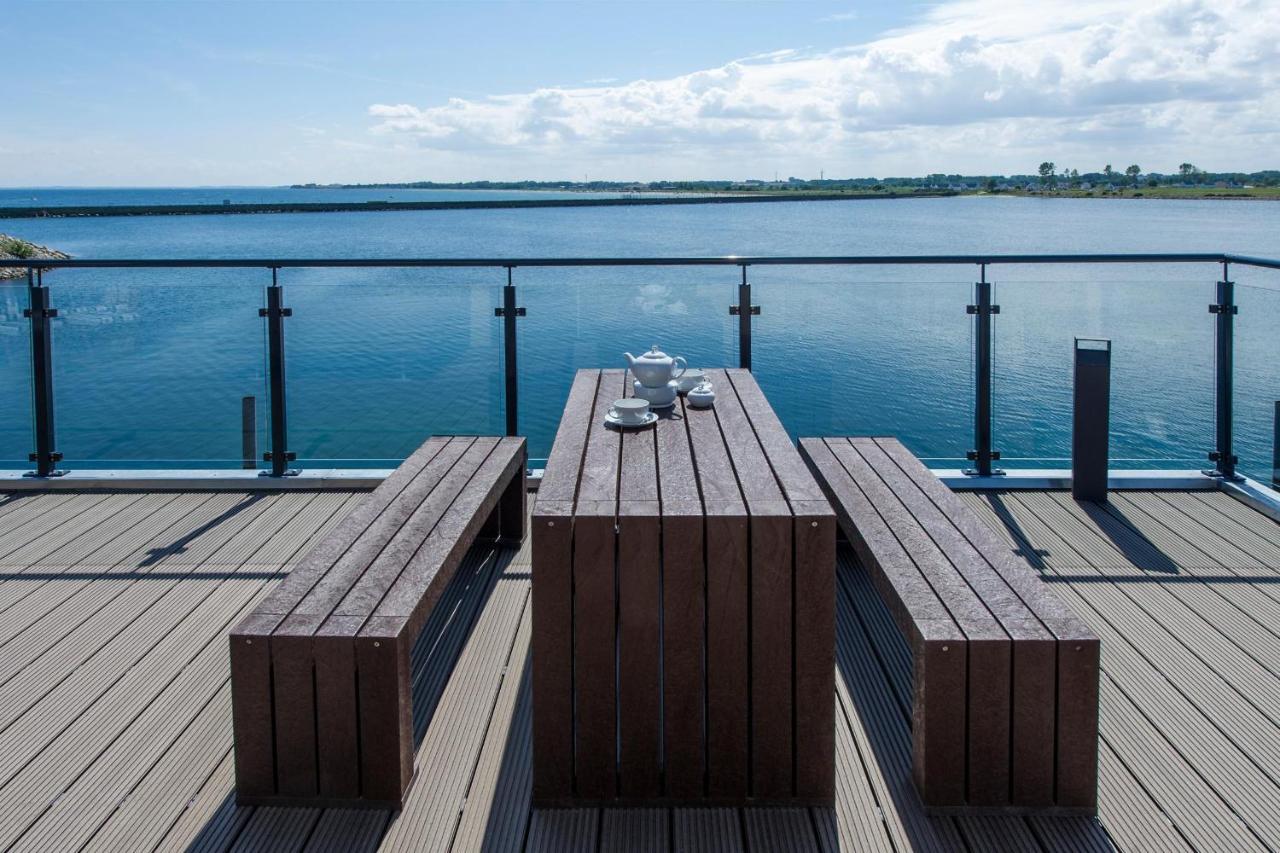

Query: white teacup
left=610, top=398, right=650, bottom=425
left=677, top=369, right=707, bottom=394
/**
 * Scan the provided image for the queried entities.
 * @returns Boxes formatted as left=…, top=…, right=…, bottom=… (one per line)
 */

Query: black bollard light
left=1073, top=338, right=1111, bottom=502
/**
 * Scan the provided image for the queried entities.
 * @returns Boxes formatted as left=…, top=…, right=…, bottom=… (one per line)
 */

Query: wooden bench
left=229, top=435, right=526, bottom=808
left=798, top=436, right=1099, bottom=814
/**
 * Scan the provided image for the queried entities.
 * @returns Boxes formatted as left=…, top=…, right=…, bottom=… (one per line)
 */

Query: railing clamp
left=258, top=306, right=293, bottom=318
left=1207, top=451, right=1238, bottom=464
left=1208, top=304, right=1238, bottom=315
left=728, top=305, right=760, bottom=316
left=966, top=304, right=1001, bottom=315
left=24, top=450, right=66, bottom=478
left=964, top=450, right=1004, bottom=477
left=261, top=450, right=299, bottom=477
left=494, top=306, right=526, bottom=317
left=22, top=307, right=58, bottom=319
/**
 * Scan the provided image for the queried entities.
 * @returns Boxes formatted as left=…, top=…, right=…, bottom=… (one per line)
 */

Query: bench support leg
left=482, top=460, right=527, bottom=546
left=913, top=636, right=967, bottom=808
left=356, top=624, right=414, bottom=806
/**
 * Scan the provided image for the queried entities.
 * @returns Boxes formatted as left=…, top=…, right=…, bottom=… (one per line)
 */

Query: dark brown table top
left=535, top=368, right=833, bottom=524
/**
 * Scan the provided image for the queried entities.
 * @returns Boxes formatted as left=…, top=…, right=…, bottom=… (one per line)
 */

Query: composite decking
left=0, top=487, right=1277, bottom=850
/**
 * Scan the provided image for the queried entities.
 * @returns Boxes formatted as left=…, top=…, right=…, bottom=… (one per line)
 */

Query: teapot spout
left=623, top=352, right=638, bottom=368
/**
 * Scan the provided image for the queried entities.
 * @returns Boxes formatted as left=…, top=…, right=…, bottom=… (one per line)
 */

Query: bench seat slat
left=376, top=436, right=526, bottom=627
left=850, top=438, right=1051, bottom=639
left=253, top=436, right=451, bottom=616
left=331, top=436, right=498, bottom=621
left=821, top=438, right=1007, bottom=640
left=292, top=436, right=478, bottom=618
left=798, top=439, right=958, bottom=638
left=874, top=438, right=1096, bottom=639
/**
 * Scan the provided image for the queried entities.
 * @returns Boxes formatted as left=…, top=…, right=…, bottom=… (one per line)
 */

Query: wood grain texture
left=658, top=401, right=707, bottom=800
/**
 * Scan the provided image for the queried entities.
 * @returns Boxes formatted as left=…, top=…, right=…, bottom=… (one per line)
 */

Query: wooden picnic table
left=531, top=368, right=836, bottom=806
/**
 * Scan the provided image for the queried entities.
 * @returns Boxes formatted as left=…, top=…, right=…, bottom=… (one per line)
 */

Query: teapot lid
left=635, top=345, right=670, bottom=361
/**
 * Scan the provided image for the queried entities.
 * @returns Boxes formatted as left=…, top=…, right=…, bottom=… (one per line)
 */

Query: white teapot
left=625, top=345, right=687, bottom=388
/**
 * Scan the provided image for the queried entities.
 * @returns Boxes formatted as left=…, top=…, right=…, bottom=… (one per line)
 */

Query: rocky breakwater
left=1, top=234, right=68, bottom=279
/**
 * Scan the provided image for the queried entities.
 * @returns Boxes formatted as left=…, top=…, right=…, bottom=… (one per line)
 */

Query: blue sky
left=2, top=0, right=1276, bottom=185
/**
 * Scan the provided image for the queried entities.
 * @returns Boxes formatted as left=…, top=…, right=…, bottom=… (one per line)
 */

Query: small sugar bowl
left=686, top=381, right=716, bottom=408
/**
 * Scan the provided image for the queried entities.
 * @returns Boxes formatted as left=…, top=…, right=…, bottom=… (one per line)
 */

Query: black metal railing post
left=494, top=266, right=525, bottom=437
left=24, top=269, right=63, bottom=477
left=241, top=396, right=257, bottom=470
left=259, top=269, right=296, bottom=476
left=1207, top=262, right=1239, bottom=481
left=966, top=264, right=1001, bottom=476
left=1273, top=401, right=1279, bottom=488
left=729, top=264, right=760, bottom=370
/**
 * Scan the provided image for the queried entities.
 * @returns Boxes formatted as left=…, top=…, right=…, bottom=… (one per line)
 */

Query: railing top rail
left=1223, top=253, right=1280, bottom=271
left=6, top=252, right=1280, bottom=271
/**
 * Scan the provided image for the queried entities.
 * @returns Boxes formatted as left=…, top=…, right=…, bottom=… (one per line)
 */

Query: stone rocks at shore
left=1, top=234, right=69, bottom=279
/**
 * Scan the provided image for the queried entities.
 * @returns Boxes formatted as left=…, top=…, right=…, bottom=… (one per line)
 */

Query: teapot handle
left=672, top=356, right=687, bottom=379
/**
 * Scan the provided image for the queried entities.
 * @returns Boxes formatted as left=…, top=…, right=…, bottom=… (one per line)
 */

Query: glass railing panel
left=992, top=263, right=1214, bottom=470
left=1233, top=266, right=1280, bottom=485
left=0, top=277, right=32, bottom=468
left=517, top=265, right=733, bottom=462
left=749, top=265, right=973, bottom=466
left=48, top=267, right=265, bottom=469
left=285, top=267, right=503, bottom=467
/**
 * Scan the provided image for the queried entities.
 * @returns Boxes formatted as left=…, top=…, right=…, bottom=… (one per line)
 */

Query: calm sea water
left=2, top=192, right=1278, bottom=478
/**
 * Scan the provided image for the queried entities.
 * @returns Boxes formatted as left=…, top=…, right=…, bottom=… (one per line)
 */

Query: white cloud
left=368, top=0, right=1280, bottom=177
left=818, top=10, right=860, bottom=23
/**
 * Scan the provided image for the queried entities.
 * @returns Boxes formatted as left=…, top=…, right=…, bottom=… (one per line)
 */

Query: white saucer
left=604, top=411, right=659, bottom=429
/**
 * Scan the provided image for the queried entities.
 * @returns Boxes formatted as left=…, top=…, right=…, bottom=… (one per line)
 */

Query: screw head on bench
left=942, top=646, right=949, bottom=652
left=547, top=521, right=555, bottom=527
left=811, top=521, right=819, bottom=528
left=374, top=641, right=381, bottom=648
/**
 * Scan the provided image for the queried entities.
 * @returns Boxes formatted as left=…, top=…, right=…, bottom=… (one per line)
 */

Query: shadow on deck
left=5, top=487, right=1276, bottom=851
left=190, top=533, right=1116, bottom=852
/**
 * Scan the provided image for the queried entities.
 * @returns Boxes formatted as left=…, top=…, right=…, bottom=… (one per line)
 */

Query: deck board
left=1, top=487, right=1278, bottom=851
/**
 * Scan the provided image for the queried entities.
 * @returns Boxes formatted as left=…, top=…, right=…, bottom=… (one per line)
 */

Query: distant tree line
left=296, top=168, right=1280, bottom=193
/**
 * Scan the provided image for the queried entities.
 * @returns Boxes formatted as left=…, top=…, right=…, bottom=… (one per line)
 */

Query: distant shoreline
left=0, top=190, right=954, bottom=220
